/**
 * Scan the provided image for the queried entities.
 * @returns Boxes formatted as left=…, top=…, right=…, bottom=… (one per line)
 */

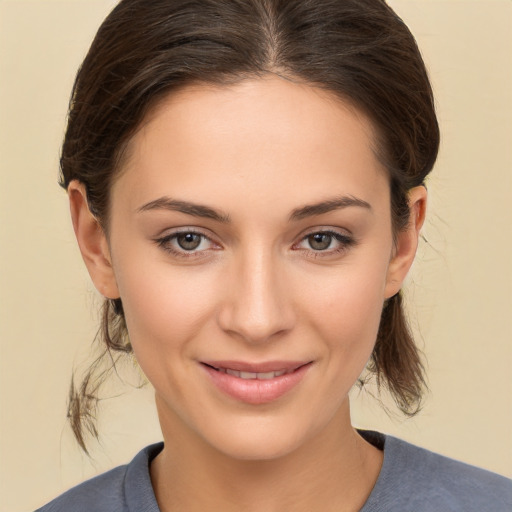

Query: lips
left=219, top=368, right=287, bottom=380
left=200, top=360, right=312, bottom=404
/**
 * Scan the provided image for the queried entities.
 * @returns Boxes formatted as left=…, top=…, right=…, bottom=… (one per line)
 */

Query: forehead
left=113, top=76, right=388, bottom=216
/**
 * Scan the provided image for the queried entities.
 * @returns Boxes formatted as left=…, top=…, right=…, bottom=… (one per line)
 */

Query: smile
left=213, top=368, right=288, bottom=380
left=200, top=361, right=313, bottom=404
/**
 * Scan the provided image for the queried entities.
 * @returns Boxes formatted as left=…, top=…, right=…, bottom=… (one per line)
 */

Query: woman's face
left=79, top=77, right=419, bottom=460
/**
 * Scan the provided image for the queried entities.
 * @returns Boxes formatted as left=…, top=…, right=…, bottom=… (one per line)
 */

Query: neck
left=151, top=398, right=383, bottom=512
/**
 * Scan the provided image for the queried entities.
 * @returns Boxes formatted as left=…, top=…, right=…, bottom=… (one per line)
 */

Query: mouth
left=208, top=367, right=289, bottom=380
left=200, top=360, right=313, bottom=404
left=202, top=360, right=308, bottom=378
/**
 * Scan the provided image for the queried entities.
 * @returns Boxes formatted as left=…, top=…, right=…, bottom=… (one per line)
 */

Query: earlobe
left=68, top=180, right=120, bottom=299
left=384, top=186, right=427, bottom=299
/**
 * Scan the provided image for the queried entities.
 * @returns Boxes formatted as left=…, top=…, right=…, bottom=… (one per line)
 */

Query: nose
left=217, top=247, right=296, bottom=345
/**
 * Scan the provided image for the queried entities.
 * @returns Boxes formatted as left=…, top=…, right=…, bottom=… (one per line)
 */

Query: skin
left=69, top=76, right=426, bottom=512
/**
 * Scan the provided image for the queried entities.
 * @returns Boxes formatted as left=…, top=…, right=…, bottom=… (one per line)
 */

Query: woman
left=36, top=0, right=511, bottom=510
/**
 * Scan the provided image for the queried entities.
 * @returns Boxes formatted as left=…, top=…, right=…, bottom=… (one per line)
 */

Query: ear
left=384, top=185, right=427, bottom=299
left=68, top=180, right=120, bottom=299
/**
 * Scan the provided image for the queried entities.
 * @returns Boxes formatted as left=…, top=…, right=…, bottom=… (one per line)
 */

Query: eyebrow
left=137, top=197, right=231, bottom=223
left=289, top=195, right=372, bottom=221
left=137, top=194, right=371, bottom=223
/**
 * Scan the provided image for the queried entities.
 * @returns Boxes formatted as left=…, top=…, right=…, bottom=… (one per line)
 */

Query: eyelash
left=293, top=230, right=356, bottom=258
left=154, top=229, right=217, bottom=259
left=154, top=229, right=356, bottom=259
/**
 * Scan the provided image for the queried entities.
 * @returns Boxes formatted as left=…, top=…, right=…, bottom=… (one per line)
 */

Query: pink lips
left=201, top=360, right=312, bottom=404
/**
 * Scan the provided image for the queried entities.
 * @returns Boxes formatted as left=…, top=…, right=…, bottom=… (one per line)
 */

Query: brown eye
left=307, top=233, right=332, bottom=250
left=177, top=233, right=202, bottom=250
left=155, top=229, right=219, bottom=258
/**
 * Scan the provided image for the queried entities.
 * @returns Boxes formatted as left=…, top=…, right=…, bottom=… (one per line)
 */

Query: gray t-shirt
left=36, top=431, right=512, bottom=511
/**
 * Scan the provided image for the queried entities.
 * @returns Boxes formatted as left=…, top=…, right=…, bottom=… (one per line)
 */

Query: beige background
left=0, top=0, right=511, bottom=510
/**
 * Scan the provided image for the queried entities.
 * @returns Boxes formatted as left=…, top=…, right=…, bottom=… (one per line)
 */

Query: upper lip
left=201, top=360, right=311, bottom=373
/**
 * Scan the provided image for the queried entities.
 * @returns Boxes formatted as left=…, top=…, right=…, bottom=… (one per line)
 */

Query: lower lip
left=201, top=363, right=312, bottom=405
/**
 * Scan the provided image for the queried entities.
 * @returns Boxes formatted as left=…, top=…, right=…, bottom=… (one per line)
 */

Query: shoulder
left=35, top=443, right=163, bottom=512
left=35, top=465, right=128, bottom=512
left=361, top=432, right=512, bottom=512
left=390, top=436, right=512, bottom=509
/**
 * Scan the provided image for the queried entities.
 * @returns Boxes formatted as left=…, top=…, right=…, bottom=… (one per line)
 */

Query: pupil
left=309, top=233, right=331, bottom=250
left=177, top=233, right=201, bottom=250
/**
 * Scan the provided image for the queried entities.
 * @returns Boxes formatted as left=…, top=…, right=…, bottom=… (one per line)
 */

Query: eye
left=154, top=229, right=219, bottom=258
left=307, top=233, right=334, bottom=251
left=176, top=232, right=203, bottom=251
left=294, top=229, right=356, bottom=256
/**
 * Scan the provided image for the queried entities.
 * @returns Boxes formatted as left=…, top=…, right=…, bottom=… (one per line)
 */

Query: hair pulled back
left=62, top=0, right=439, bottom=452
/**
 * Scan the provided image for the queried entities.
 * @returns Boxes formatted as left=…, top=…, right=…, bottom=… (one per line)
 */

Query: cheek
left=298, top=258, right=388, bottom=374
left=305, top=258, right=387, bottom=328
left=112, top=253, right=221, bottom=365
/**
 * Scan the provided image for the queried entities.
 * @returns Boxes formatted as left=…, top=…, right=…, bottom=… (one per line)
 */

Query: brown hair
left=62, top=0, right=439, bottom=452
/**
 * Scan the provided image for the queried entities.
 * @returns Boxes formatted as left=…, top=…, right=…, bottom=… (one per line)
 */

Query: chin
left=197, top=411, right=330, bottom=462
left=211, top=430, right=305, bottom=462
